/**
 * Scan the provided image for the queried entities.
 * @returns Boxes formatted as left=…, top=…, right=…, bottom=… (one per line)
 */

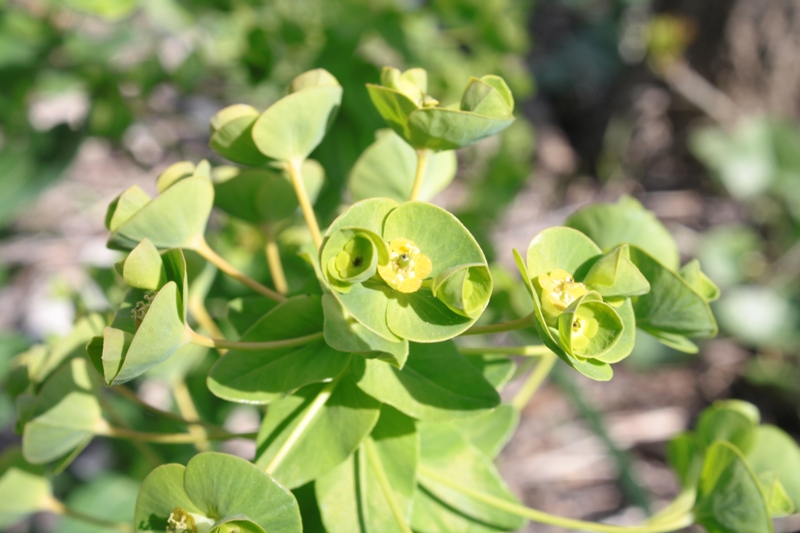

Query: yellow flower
left=537, top=269, right=588, bottom=318
left=378, top=238, right=432, bottom=293
left=570, top=306, right=599, bottom=354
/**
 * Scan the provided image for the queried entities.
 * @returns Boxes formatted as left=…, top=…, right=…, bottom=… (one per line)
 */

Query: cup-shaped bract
left=134, top=452, right=302, bottom=533
left=515, top=227, right=651, bottom=380
left=212, top=161, right=324, bottom=225
left=87, top=246, right=190, bottom=385
left=106, top=160, right=214, bottom=251
left=367, top=67, right=515, bottom=151
left=320, top=199, right=491, bottom=343
left=251, top=68, right=342, bottom=162
left=209, top=104, right=271, bottom=166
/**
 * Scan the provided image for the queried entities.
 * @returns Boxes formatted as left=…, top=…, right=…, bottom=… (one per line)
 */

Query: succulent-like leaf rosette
left=320, top=199, right=492, bottom=343
left=514, top=227, right=651, bottom=381
left=86, top=239, right=190, bottom=385
left=367, top=67, right=515, bottom=151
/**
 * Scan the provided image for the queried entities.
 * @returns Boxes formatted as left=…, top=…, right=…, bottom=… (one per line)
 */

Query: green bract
left=367, top=67, right=515, bottom=151
left=515, top=227, right=649, bottom=380
left=106, top=161, right=214, bottom=251
left=87, top=242, right=190, bottom=385
left=250, top=68, right=342, bottom=162
left=320, top=198, right=492, bottom=342
left=0, top=448, right=56, bottom=527
left=134, top=452, right=302, bottom=533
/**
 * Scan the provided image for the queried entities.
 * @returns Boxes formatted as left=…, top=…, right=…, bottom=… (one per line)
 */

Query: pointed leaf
left=122, top=238, right=166, bottom=291
left=680, top=259, right=720, bottom=302
left=582, top=245, right=650, bottom=299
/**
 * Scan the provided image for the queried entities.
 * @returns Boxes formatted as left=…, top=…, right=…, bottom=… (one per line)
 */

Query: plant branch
left=99, top=425, right=256, bottom=444
left=286, top=158, right=323, bottom=250
left=511, top=352, right=557, bottom=410
left=187, top=328, right=323, bottom=351
left=418, top=466, right=693, bottom=533
left=262, top=224, right=289, bottom=294
left=462, top=313, right=535, bottom=336
left=459, top=345, right=553, bottom=357
left=111, top=386, right=223, bottom=430
left=265, top=376, right=341, bottom=475
left=193, top=237, right=286, bottom=302
left=171, top=380, right=210, bottom=452
left=409, top=149, right=430, bottom=201
left=364, top=438, right=414, bottom=533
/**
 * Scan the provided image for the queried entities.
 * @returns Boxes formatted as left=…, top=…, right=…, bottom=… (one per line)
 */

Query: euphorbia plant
left=4, top=66, right=794, bottom=533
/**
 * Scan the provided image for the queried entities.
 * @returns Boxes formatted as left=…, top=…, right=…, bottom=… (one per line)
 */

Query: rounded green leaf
left=582, top=244, right=650, bottom=299
left=460, top=76, right=514, bottom=119
left=23, top=358, right=105, bottom=464
left=747, top=425, right=800, bottom=509
left=349, top=129, right=457, bottom=202
left=209, top=104, right=270, bottom=166
left=155, top=160, right=197, bottom=193
left=432, top=263, right=492, bottom=319
left=408, top=108, right=515, bottom=151
left=251, top=71, right=342, bottom=161
left=526, top=226, right=602, bottom=278
left=352, top=341, right=500, bottom=421
left=108, top=175, right=214, bottom=251
left=695, top=441, right=773, bottom=533
left=365, top=84, right=419, bottom=142
left=565, top=195, right=680, bottom=271
left=105, top=185, right=151, bottom=232
left=121, top=238, right=166, bottom=291
left=0, top=448, right=55, bottom=528
left=135, top=452, right=301, bottom=533
left=207, top=295, right=351, bottom=404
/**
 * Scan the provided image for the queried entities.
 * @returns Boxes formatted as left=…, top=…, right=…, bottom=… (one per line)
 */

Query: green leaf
left=365, top=85, right=419, bottom=141
left=316, top=406, right=418, bottom=533
left=629, top=246, right=718, bottom=340
left=565, top=196, right=680, bottom=271
left=407, top=108, right=515, bottom=151
left=349, top=129, right=457, bottom=203
left=0, top=448, right=55, bottom=528
left=413, top=422, right=527, bottom=532
left=680, top=259, right=720, bottom=302
left=696, top=401, right=759, bottom=456
left=746, top=425, right=800, bottom=509
left=694, top=441, right=773, bottom=533
left=758, top=472, right=794, bottom=517
left=461, top=76, right=514, bottom=119
left=23, top=358, right=105, bottom=464
left=352, top=341, right=499, bottom=421
left=252, top=72, right=342, bottom=161
left=432, top=264, right=492, bottom=319
left=208, top=295, right=351, bottom=404
left=209, top=104, right=270, bottom=166
left=582, top=245, right=650, bottom=299
left=667, top=432, right=701, bottom=490
left=121, top=238, right=167, bottom=291
left=526, top=227, right=601, bottom=278
left=450, top=404, right=520, bottom=459
left=254, top=369, right=381, bottom=489
left=135, top=452, right=301, bottom=533
left=225, top=296, right=278, bottom=337
left=380, top=66, right=427, bottom=102
left=464, top=354, right=517, bottom=390
left=105, top=185, right=151, bottom=232
left=60, top=474, right=139, bottom=533
left=156, top=160, right=201, bottom=193
left=108, top=175, right=214, bottom=251
left=322, top=294, right=408, bottom=368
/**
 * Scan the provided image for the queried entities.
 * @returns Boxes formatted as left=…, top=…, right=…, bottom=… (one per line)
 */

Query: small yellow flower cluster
left=538, top=269, right=598, bottom=354
left=378, top=238, right=432, bottom=293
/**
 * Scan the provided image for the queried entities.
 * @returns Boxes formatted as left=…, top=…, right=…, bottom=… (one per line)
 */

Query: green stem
left=462, top=313, right=535, bottom=336
left=112, top=385, right=223, bottom=430
left=100, top=425, right=256, bottom=444
left=193, top=237, right=286, bottom=303
left=265, top=376, right=342, bottom=474
left=263, top=224, right=290, bottom=295
left=54, top=500, right=134, bottom=532
left=171, top=380, right=210, bottom=452
left=459, top=345, right=553, bottom=357
left=511, top=352, right=557, bottom=410
left=187, top=328, right=323, bottom=351
left=409, top=149, right=430, bottom=201
left=418, top=466, right=693, bottom=533
left=364, top=438, right=414, bottom=533
left=286, top=158, right=323, bottom=250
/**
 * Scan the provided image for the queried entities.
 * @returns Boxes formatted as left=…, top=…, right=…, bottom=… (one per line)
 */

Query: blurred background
left=1, top=0, right=799, bottom=531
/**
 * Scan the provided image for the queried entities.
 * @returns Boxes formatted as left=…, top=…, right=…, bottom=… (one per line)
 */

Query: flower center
left=167, top=508, right=214, bottom=533
left=538, top=269, right=588, bottom=317
left=131, top=291, right=156, bottom=329
left=378, top=238, right=432, bottom=293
